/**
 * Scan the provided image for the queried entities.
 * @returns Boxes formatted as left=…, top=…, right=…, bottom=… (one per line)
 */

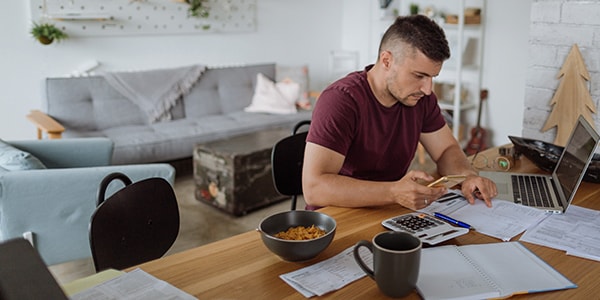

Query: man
left=302, top=15, right=497, bottom=210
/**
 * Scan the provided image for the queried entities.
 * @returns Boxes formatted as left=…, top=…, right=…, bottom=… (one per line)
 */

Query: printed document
left=521, top=205, right=600, bottom=261
left=69, top=268, right=196, bottom=300
left=419, top=190, right=549, bottom=241
left=280, top=246, right=370, bottom=297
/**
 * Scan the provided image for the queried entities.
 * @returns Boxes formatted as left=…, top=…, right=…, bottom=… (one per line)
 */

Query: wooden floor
left=49, top=154, right=436, bottom=284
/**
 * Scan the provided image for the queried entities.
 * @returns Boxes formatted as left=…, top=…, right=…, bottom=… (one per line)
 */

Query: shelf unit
left=372, top=0, right=485, bottom=141
left=28, top=0, right=257, bottom=37
left=437, top=1, right=485, bottom=140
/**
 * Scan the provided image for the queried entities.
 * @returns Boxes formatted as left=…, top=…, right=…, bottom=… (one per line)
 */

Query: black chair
left=89, top=172, right=180, bottom=272
left=271, top=120, right=311, bottom=210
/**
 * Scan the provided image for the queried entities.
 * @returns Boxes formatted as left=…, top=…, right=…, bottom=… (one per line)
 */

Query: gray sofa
left=37, top=63, right=312, bottom=164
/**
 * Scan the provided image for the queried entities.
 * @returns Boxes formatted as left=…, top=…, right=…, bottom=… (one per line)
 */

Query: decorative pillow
left=244, top=73, right=299, bottom=115
left=0, top=140, right=47, bottom=171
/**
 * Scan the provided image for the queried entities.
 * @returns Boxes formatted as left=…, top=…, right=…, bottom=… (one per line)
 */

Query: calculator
left=381, top=212, right=469, bottom=245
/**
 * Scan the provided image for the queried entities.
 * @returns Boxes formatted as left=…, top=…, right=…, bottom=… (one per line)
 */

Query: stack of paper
left=521, top=205, right=600, bottom=261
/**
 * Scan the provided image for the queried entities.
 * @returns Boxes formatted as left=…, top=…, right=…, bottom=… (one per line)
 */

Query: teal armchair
left=0, top=138, right=176, bottom=266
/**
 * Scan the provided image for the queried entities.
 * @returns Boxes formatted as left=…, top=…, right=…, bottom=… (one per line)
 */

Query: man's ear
left=380, top=50, right=393, bottom=69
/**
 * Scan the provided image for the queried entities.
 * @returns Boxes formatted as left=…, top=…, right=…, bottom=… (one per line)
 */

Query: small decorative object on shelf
left=446, top=7, right=481, bottom=24
left=30, top=22, right=68, bottom=45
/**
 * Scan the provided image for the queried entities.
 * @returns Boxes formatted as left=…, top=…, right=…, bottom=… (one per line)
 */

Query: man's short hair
left=379, top=15, right=450, bottom=62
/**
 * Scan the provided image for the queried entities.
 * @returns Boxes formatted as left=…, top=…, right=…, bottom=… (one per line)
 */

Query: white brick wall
left=524, top=0, right=600, bottom=141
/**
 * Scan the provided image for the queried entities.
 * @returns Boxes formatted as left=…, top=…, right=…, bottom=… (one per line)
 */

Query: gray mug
left=353, top=231, right=422, bottom=298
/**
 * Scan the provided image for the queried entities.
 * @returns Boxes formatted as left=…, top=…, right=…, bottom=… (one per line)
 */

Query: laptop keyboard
left=511, top=175, right=553, bottom=207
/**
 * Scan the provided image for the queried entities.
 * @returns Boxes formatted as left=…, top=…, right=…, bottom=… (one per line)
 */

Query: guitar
left=464, top=89, right=489, bottom=156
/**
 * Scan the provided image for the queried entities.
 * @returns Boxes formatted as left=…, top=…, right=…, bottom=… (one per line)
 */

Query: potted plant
left=410, top=3, right=419, bottom=15
left=30, top=22, right=68, bottom=45
left=186, top=0, right=210, bottom=18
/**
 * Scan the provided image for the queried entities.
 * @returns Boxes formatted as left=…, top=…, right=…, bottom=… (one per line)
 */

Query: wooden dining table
left=130, top=146, right=600, bottom=299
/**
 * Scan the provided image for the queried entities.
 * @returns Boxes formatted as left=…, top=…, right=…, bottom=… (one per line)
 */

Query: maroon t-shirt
left=307, top=65, right=446, bottom=181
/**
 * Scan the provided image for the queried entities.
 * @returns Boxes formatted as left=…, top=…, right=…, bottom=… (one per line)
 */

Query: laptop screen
left=554, top=116, right=599, bottom=206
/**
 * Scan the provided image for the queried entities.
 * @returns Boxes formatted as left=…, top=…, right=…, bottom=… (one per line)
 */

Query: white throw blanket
left=101, top=64, right=206, bottom=123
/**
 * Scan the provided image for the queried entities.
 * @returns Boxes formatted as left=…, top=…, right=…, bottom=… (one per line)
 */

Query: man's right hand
left=391, top=170, right=448, bottom=210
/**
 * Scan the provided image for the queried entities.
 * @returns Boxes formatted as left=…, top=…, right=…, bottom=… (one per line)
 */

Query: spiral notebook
left=416, top=242, right=576, bottom=300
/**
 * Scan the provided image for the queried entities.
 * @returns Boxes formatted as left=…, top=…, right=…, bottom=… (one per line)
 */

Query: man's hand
left=391, top=170, right=449, bottom=210
left=460, top=175, right=498, bottom=207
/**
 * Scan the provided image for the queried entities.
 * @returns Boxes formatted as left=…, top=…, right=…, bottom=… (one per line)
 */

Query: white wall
left=1, top=0, right=532, bottom=148
left=0, top=0, right=343, bottom=140
left=481, top=0, right=532, bottom=146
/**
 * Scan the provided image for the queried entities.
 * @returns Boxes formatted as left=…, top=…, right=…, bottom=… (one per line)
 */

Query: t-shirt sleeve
left=306, top=87, right=357, bottom=156
left=421, top=92, right=447, bottom=133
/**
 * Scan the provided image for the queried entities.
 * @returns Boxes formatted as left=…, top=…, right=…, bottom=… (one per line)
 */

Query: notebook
left=416, top=242, right=576, bottom=299
left=480, top=115, right=599, bottom=213
left=0, top=238, right=69, bottom=300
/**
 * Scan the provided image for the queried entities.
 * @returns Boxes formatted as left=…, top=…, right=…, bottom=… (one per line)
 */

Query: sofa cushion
left=183, top=70, right=224, bottom=119
left=0, top=140, right=47, bottom=171
left=183, top=64, right=276, bottom=117
left=90, top=79, right=148, bottom=130
left=45, top=77, right=97, bottom=131
left=244, top=73, right=298, bottom=115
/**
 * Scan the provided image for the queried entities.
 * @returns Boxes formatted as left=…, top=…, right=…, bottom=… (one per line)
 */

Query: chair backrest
left=89, top=172, right=180, bottom=272
left=271, top=120, right=310, bottom=210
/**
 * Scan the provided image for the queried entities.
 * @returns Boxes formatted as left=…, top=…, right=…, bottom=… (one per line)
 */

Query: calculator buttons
left=382, top=212, right=469, bottom=245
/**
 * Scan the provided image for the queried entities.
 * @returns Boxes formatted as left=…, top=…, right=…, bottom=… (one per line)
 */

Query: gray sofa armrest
left=0, top=163, right=175, bottom=266
left=8, top=138, right=114, bottom=168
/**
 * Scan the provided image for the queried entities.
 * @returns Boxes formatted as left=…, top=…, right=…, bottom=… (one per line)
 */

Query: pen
left=433, top=212, right=475, bottom=230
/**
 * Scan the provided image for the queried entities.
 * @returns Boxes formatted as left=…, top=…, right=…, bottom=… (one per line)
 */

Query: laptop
left=480, top=115, right=599, bottom=214
left=0, top=238, right=68, bottom=300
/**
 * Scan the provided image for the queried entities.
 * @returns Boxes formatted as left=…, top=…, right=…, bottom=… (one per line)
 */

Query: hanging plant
left=186, top=0, right=210, bottom=18
left=30, top=22, right=68, bottom=45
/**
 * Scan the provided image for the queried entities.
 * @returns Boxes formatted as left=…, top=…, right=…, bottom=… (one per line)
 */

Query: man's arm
left=419, top=125, right=497, bottom=206
left=301, top=142, right=447, bottom=210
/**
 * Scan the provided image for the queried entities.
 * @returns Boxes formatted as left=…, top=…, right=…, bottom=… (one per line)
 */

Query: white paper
left=450, top=200, right=549, bottom=241
left=280, top=246, right=371, bottom=297
left=520, top=205, right=600, bottom=261
left=69, top=268, right=197, bottom=300
left=419, top=190, right=549, bottom=241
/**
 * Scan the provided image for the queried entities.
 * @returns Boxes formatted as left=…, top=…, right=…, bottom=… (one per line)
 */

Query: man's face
left=386, top=50, right=443, bottom=107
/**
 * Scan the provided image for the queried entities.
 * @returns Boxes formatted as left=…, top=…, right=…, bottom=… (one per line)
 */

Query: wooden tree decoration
left=542, top=44, right=597, bottom=146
